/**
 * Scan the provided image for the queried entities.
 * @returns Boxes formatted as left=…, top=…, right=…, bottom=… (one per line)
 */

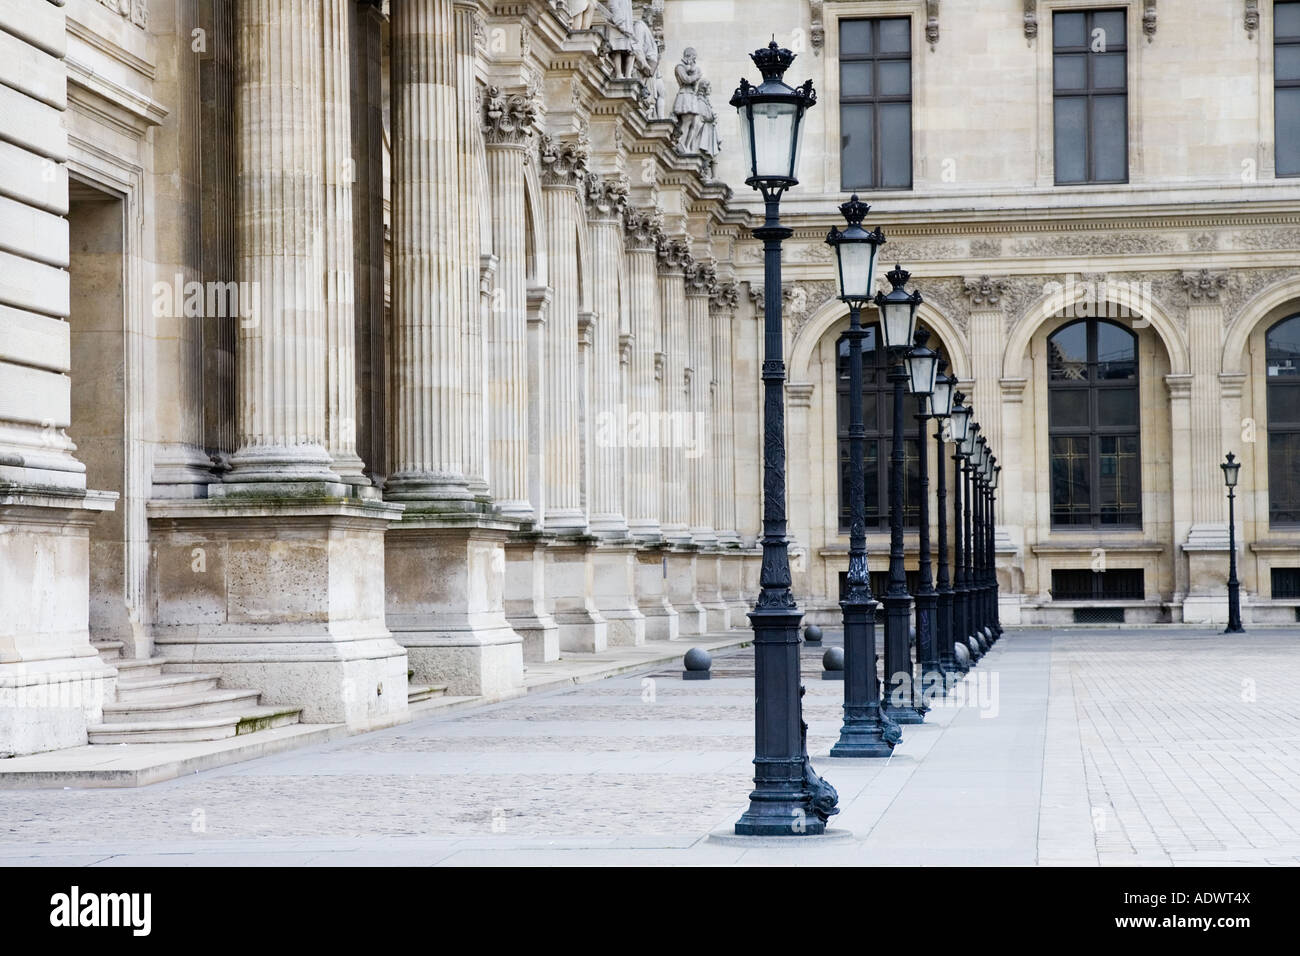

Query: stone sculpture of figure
left=632, top=16, right=658, bottom=79
left=605, top=0, right=637, bottom=78
left=672, top=48, right=705, bottom=151
left=650, top=63, right=667, bottom=120
left=566, top=0, right=595, bottom=30
left=695, top=78, right=721, bottom=158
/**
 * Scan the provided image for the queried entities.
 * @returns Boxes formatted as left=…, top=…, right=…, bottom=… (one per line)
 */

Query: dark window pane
left=1270, top=432, right=1300, bottom=524
left=1093, top=52, right=1126, bottom=89
left=878, top=18, right=910, bottom=53
left=841, top=104, right=874, bottom=188
left=1054, top=54, right=1087, bottom=91
left=1276, top=89, right=1300, bottom=176
left=1267, top=314, right=1300, bottom=375
left=1054, top=12, right=1086, bottom=48
left=1091, top=95, right=1127, bottom=181
left=1049, top=322, right=1088, bottom=378
left=1054, top=97, right=1087, bottom=183
left=1096, top=321, right=1137, bottom=377
left=1097, top=388, right=1138, bottom=427
left=1092, top=10, right=1126, bottom=48
left=878, top=60, right=910, bottom=96
left=864, top=440, right=880, bottom=524
left=842, top=61, right=873, bottom=97
left=1049, top=389, right=1090, bottom=428
left=841, top=19, right=873, bottom=54
left=1278, top=3, right=1300, bottom=39
left=1051, top=436, right=1091, bottom=524
left=1277, top=45, right=1300, bottom=83
left=879, top=103, right=912, bottom=187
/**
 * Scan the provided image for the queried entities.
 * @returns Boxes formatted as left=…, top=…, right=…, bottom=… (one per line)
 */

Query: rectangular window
left=1050, top=568, right=1144, bottom=601
left=1272, top=568, right=1300, bottom=599
left=1053, top=9, right=1127, bottom=184
left=840, top=17, right=912, bottom=190
left=1276, top=3, right=1300, bottom=176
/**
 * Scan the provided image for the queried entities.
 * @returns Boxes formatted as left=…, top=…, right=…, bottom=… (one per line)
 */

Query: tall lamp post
left=908, top=330, right=940, bottom=708
left=730, top=40, right=839, bottom=836
left=975, top=436, right=990, bottom=647
left=825, top=196, right=899, bottom=758
left=876, top=265, right=924, bottom=725
left=990, top=461, right=1002, bottom=641
left=930, top=368, right=957, bottom=682
left=960, top=421, right=981, bottom=660
left=947, top=393, right=972, bottom=672
left=1222, top=452, right=1245, bottom=634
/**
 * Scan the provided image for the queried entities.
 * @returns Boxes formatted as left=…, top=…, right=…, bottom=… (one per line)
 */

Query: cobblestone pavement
left=1, top=627, right=1297, bottom=866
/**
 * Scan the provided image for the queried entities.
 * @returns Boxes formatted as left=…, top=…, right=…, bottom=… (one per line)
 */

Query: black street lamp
left=730, top=40, right=838, bottom=837
left=875, top=265, right=924, bottom=725
left=990, top=460, right=1002, bottom=641
left=825, top=195, right=898, bottom=759
left=959, top=421, right=981, bottom=661
left=1222, top=452, right=1245, bottom=634
left=947, top=392, right=972, bottom=673
left=930, top=368, right=957, bottom=682
left=975, top=436, right=990, bottom=648
left=907, top=330, right=940, bottom=708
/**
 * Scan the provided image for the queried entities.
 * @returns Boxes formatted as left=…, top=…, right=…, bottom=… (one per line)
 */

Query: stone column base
left=636, top=545, right=679, bottom=641
left=1183, top=536, right=1236, bottom=626
left=666, top=548, right=708, bottom=636
left=696, top=551, right=731, bottom=632
left=149, top=497, right=410, bottom=725
left=385, top=513, right=524, bottom=698
left=0, top=486, right=118, bottom=755
left=505, top=532, right=560, bottom=663
left=546, top=536, right=607, bottom=655
left=722, top=549, right=752, bottom=625
left=592, top=541, right=645, bottom=646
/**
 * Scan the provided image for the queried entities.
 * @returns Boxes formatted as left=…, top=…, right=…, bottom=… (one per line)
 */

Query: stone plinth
left=546, top=537, right=607, bottom=656
left=696, top=551, right=731, bottom=632
left=0, top=487, right=118, bottom=756
left=504, top=532, right=559, bottom=663
left=148, top=497, right=409, bottom=725
left=385, top=513, right=524, bottom=697
left=666, top=548, right=708, bottom=636
left=636, top=546, right=679, bottom=641
left=592, top=543, right=646, bottom=646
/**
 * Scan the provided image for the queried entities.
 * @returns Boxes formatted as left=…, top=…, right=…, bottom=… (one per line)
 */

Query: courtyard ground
left=1, top=627, right=1297, bottom=866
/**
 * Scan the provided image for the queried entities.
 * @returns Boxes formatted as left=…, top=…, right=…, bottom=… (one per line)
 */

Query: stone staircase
left=89, top=641, right=303, bottom=744
left=407, top=670, right=448, bottom=705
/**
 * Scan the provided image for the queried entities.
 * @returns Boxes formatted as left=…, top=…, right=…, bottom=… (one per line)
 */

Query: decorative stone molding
left=1143, top=1, right=1157, bottom=41
left=786, top=382, right=816, bottom=408
left=538, top=134, right=590, bottom=187
left=963, top=275, right=1009, bottom=307
left=685, top=257, right=716, bottom=296
left=1180, top=269, right=1232, bottom=300
left=483, top=86, right=540, bottom=146
left=710, top=279, right=740, bottom=313
left=784, top=279, right=839, bottom=340
left=1245, top=0, right=1260, bottom=38
left=97, top=0, right=149, bottom=29
left=584, top=171, right=628, bottom=220
left=619, top=332, right=634, bottom=366
left=527, top=285, right=553, bottom=324
left=1000, top=377, right=1029, bottom=403
left=654, top=351, right=666, bottom=381
left=809, top=0, right=824, bottom=50
left=1163, top=373, right=1194, bottom=400
left=926, top=1, right=940, bottom=49
left=655, top=234, right=691, bottom=274
left=623, top=205, right=663, bottom=250
left=577, top=311, right=596, bottom=349
left=1024, top=1, right=1038, bottom=42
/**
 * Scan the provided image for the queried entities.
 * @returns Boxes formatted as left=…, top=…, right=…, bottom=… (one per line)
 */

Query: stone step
left=111, top=657, right=167, bottom=680
left=102, top=688, right=264, bottom=722
left=87, top=706, right=302, bottom=745
left=115, top=672, right=222, bottom=700
left=407, top=684, right=448, bottom=704
left=92, top=640, right=124, bottom=662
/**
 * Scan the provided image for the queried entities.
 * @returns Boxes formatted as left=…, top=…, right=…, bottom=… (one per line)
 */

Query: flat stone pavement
left=1, top=627, right=1298, bottom=866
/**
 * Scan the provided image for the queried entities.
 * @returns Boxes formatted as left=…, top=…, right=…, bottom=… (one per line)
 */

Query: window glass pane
left=1097, top=435, right=1139, bottom=524
left=1092, top=10, right=1126, bottom=49
left=864, top=441, right=881, bottom=524
left=1054, top=12, right=1086, bottom=48
left=841, top=19, right=872, bottom=54
left=861, top=389, right=878, bottom=427
left=879, top=103, right=912, bottom=188
left=1093, top=53, right=1126, bottom=89
left=878, top=60, right=910, bottom=96
left=842, top=62, right=872, bottom=97
left=1054, top=97, right=1087, bottom=183
left=1049, top=389, right=1090, bottom=428
left=1269, top=432, right=1300, bottom=524
left=1054, top=54, right=1087, bottom=91
left=1048, top=323, right=1088, bottom=379
left=1266, top=315, right=1300, bottom=373
left=841, top=103, right=874, bottom=188
left=1095, top=321, right=1136, bottom=378
left=1097, top=388, right=1138, bottom=427
left=1268, top=381, right=1300, bottom=427
left=1276, top=45, right=1300, bottom=83
left=1276, top=89, right=1300, bottom=176
left=1091, top=95, right=1127, bottom=181
left=1277, top=3, right=1300, bottom=39
left=878, top=18, right=910, bottom=53
left=1051, top=435, right=1090, bottom=524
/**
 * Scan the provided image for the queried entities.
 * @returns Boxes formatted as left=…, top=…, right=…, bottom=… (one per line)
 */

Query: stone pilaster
left=623, top=204, right=662, bottom=541
left=585, top=172, right=631, bottom=536
left=711, top=280, right=742, bottom=545
left=685, top=260, right=717, bottom=545
left=483, top=85, right=538, bottom=520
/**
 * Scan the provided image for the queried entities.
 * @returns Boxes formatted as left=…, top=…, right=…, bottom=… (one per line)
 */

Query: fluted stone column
left=483, top=86, right=537, bottom=520
left=711, top=280, right=742, bottom=545
left=623, top=207, right=662, bottom=541
left=656, top=236, right=692, bottom=546
left=685, top=261, right=716, bottom=546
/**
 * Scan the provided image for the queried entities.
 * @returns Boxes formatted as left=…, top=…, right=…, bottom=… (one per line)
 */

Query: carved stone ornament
left=809, top=1, right=825, bottom=50
left=1180, top=269, right=1232, bottom=300
left=926, top=1, right=940, bottom=49
left=1143, top=1, right=1157, bottom=42
left=98, top=0, right=149, bottom=29
left=584, top=171, right=629, bottom=220
left=656, top=234, right=692, bottom=273
left=1245, top=1, right=1260, bottom=38
left=624, top=205, right=664, bottom=251
left=685, top=257, right=716, bottom=296
left=1024, top=0, right=1038, bottom=42
left=538, top=134, right=590, bottom=187
left=482, top=86, right=539, bottom=146
left=710, top=279, right=740, bottom=312
left=963, top=275, right=1010, bottom=307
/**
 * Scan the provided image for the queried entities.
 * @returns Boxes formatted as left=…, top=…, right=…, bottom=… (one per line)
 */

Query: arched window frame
left=1266, top=312, right=1300, bottom=527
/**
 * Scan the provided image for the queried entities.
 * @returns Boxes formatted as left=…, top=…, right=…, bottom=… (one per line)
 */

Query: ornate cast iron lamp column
left=947, top=393, right=971, bottom=673
left=875, top=266, right=924, bottom=725
left=1222, top=452, right=1245, bottom=634
left=989, top=459, right=1002, bottom=641
left=908, top=331, right=940, bottom=708
left=929, top=367, right=957, bottom=681
left=960, top=421, right=981, bottom=661
left=730, top=40, right=839, bottom=836
left=825, top=197, right=898, bottom=758
left=973, top=435, right=989, bottom=648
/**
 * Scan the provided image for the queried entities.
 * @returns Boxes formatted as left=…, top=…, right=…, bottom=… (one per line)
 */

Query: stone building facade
left=1, top=0, right=1298, bottom=758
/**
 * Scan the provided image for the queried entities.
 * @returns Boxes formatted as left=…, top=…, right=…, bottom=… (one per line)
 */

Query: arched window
left=1267, top=313, right=1300, bottom=526
left=1047, top=318, right=1140, bottom=527
left=835, top=323, right=926, bottom=533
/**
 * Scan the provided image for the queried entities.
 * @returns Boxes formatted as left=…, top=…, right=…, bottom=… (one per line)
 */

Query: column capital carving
left=619, top=332, right=634, bottom=366
left=483, top=85, right=540, bottom=147
left=1180, top=268, right=1233, bottom=301
left=962, top=275, right=1008, bottom=307
left=584, top=171, right=629, bottom=221
left=538, top=133, right=590, bottom=188
left=786, top=382, right=815, bottom=408
left=999, top=377, right=1029, bottom=403
left=685, top=257, right=716, bottom=297
left=1219, top=371, right=1247, bottom=398
left=1164, top=373, right=1194, bottom=399
left=656, top=234, right=691, bottom=275
left=577, top=310, right=596, bottom=348
left=624, top=205, right=664, bottom=251
left=710, top=278, right=740, bottom=313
